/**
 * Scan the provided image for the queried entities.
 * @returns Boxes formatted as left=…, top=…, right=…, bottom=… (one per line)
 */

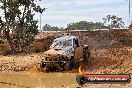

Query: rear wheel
left=75, top=60, right=80, bottom=69
left=83, top=48, right=90, bottom=65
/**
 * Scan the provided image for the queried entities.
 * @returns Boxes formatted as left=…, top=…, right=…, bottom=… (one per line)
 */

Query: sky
left=0, top=0, right=131, bottom=28
left=34, top=0, right=131, bottom=29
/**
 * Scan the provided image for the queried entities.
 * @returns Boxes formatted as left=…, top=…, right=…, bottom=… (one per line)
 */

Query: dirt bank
left=71, top=29, right=132, bottom=74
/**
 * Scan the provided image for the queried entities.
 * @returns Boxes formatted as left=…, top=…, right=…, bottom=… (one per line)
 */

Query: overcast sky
left=34, top=0, right=131, bottom=28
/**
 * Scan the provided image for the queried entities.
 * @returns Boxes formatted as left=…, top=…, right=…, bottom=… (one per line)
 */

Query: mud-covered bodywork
left=40, top=54, right=68, bottom=71
left=40, top=34, right=90, bottom=72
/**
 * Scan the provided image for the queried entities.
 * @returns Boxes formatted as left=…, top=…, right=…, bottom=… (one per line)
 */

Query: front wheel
left=64, top=62, right=70, bottom=71
left=63, top=58, right=76, bottom=71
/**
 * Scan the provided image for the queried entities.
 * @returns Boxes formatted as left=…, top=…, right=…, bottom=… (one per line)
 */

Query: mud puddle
left=0, top=72, right=77, bottom=88
left=0, top=72, right=132, bottom=88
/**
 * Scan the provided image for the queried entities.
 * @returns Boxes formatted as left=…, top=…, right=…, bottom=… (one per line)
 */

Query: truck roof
left=54, top=36, right=76, bottom=41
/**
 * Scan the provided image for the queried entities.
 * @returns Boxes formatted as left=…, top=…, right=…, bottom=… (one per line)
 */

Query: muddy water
left=0, top=72, right=77, bottom=88
left=0, top=72, right=132, bottom=88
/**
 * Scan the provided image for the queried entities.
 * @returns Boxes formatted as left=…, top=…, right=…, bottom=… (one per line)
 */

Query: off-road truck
left=40, top=33, right=90, bottom=72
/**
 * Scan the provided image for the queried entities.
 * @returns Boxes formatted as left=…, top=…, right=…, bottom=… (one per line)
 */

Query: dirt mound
left=88, top=47, right=132, bottom=74
left=72, top=29, right=132, bottom=50
left=71, top=29, right=132, bottom=74
left=35, top=32, right=61, bottom=39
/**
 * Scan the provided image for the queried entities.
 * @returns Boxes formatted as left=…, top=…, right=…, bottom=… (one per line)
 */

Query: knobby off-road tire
left=64, top=57, right=76, bottom=71
left=83, top=47, right=90, bottom=65
left=64, top=62, right=70, bottom=71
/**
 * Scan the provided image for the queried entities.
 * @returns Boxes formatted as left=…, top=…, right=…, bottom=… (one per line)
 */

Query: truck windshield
left=51, top=40, right=72, bottom=48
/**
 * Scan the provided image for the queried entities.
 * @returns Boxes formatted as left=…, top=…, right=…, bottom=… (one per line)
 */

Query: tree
left=66, top=23, right=77, bottom=31
left=103, top=15, right=125, bottom=29
left=94, top=22, right=106, bottom=29
left=42, top=24, right=51, bottom=31
left=0, top=0, right=45, bottom=53
left=42, top=24, right=60, bottom=31
left=66, top=21, right=105, bottom=31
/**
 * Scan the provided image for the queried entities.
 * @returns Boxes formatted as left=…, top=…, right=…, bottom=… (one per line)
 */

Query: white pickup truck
left=40, top=33, right=90, bottom=72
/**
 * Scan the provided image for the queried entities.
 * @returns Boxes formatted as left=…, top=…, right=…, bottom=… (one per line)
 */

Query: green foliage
left=42, top=24, right=60, bottom=31
left=0, top=0, right=45, bottom=53
left=25, top=20, right=39, bottom=35
left=103, top=15, right=125, bottom=29
left=66, top=21, right=106, bottom=31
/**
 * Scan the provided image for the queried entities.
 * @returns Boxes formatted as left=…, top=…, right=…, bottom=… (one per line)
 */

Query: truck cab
left=46, top=35, right=79, bottom=59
